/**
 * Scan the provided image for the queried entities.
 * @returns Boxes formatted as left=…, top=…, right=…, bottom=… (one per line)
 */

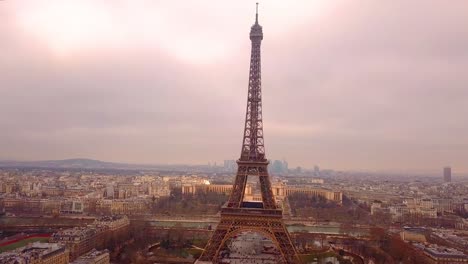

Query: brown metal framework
left=198, top=4, right=302, bottom=264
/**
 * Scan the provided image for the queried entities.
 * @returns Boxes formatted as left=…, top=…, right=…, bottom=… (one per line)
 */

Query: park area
left=0, top=234, right=51, bottom=253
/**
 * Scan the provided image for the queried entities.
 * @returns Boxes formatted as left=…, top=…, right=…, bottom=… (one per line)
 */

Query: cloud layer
left=1, top=0, right=467, bottom=172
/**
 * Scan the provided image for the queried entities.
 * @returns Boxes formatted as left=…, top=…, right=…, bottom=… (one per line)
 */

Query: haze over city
left=1, top=0, right=468, bottom=173
left=1, top=2, right=467, bottom=264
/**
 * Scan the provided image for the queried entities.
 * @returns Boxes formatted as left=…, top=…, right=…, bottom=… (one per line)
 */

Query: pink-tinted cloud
left=1, top=0, right=467, bottom=173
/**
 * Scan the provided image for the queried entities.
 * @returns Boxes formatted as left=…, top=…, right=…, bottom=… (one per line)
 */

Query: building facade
left=0, top=242, right=69, bottom=264
left=50, top=227, right=99, bottom=260
left=71, top=249, right=110, bottom=264
left=182, top=183, right=342, bottom=204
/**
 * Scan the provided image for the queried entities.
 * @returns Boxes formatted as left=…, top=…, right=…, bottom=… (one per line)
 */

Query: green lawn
left=0, top=237, right=50, bottom=253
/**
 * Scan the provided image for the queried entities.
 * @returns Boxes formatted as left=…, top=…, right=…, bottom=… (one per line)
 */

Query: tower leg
left=198, top=229, right=228, bottom=263
left=198, top=216, right=302, bottom=264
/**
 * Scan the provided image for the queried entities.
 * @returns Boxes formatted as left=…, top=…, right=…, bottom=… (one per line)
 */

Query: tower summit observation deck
left=197, top=4, right=302, bottom=264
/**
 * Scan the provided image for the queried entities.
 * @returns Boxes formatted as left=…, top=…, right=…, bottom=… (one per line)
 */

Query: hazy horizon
left=1, top=157, right=465, bottom=176
left=1, top=1, right=468, bottom=172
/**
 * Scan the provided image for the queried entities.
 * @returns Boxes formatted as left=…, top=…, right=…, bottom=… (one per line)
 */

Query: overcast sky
left=1, top=0, right=467, bottom=173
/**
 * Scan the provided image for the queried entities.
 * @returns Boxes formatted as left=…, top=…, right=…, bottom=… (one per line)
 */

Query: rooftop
left=423, top=244, right=467, bottom=259
left=0, top=242, right=66, bottom=262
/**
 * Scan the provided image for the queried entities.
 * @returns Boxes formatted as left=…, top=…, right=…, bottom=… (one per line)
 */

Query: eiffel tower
left=197, top=4, right=302, bottom=264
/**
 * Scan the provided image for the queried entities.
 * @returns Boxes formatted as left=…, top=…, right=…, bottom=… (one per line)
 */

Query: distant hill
left=0, top=158, right=211, bottom=172
left=0, top=158, right=141, bottom=170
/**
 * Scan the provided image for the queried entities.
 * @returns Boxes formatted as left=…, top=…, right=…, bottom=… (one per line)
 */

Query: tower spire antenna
left=256, top=2, right=259, bottom=24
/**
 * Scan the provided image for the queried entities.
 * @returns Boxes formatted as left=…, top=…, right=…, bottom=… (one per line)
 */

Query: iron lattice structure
left=198, top=5, right=302, bottom=264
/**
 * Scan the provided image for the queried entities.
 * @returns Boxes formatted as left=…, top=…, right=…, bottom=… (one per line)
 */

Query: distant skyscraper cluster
left=223, top=160, right=236, bottom=172
left=314, top=165, right=320, bottom=177
left=270, top=159, right=289, bottom=174
left=226, top=159, right=291, bottom=174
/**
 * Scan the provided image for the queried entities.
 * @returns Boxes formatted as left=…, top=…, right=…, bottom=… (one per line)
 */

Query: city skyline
left=2, top=1, right=468, bottom=172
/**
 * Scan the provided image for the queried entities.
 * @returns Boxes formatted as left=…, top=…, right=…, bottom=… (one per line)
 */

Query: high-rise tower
left=198, top=4, right=302, bottom=264
left=443, top=167, right=452, bottom=182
